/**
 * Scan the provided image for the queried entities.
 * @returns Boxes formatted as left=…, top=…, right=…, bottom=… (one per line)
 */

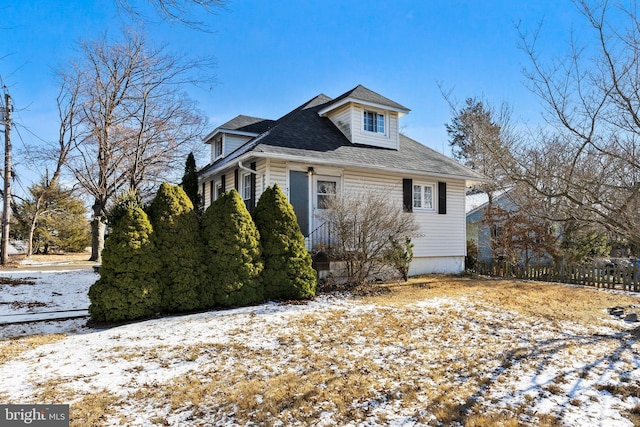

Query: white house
left=198, top=85, right=484, bottom=275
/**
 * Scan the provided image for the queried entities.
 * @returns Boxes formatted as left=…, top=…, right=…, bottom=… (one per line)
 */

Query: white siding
left=255, top=159, right=268, bottom=201
left=412, top=180, right=466, bottom=258
left=200, top=180, right=210, bottom=209
left=410, top=256, right=464, bottom=275
left=267, top=160, right=288, bottom=189
left=342, top=169, right=467, bottom=260
left=225, top=134, right=252, bottom=156
left=200, top=160, right=467, bottom=274
left=324, top=104, right=400, bottom=149
left=351, top=106, right=399, bottom=150
left=327, top=104, right=353, bottom=141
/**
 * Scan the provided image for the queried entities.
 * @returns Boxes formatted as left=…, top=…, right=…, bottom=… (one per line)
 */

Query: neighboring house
left=466, top=189, right=514, bottom=263
left=198, top=85, right=484, bottom=275
left=466, top=188, right=555, bottom=265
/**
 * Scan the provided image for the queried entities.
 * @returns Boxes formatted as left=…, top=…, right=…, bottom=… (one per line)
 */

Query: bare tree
left=518, top=0, right=640, bottom=250
left=115, top=0, right=227, bottom=29
left=16, top=72, right=83, bottom=257
left=60, top=30, right=211, bottom=261
left=320, top=188, right=420, bottom=286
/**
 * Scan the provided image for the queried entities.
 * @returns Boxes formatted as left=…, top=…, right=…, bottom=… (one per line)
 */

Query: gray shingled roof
left=200, top=87, right=484, bottom=181
left=324, top=84, right=410, bottom=112
left=218, top=115, right=275, bottom=134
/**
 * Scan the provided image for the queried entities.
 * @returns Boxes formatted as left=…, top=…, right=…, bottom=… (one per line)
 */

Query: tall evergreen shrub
left=88, top=195, right=162, bottom=322
left=181, top=152, right=203, bottom=218
left=201, top=189, right=264, bottom=307
left=253, top=184, right=316, bottom=300
left=149, top=183, right=206, bottom=312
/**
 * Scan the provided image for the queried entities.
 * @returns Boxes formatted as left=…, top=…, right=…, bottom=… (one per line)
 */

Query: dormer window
left=214, top=137, right=223, bottom=159
left=363, top=111, right=385, bottom=134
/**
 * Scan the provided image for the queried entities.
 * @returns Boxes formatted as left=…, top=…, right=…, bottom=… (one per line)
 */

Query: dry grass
left=371, top=275, right=639, bottom=325
left=1, top=251, right=94, bottom=270
left=0, top=334, right=67, bottom=365
left=70, top=390, right=121, bottom=427
left=2, top=275, right=639, bottom=425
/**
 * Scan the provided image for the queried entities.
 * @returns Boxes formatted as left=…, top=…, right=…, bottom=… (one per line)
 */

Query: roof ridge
left=324, top=84, right=410, bottom=112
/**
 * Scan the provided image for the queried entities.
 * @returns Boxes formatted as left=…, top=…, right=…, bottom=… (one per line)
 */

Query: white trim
left=412, top=182, right=436, bottom=212
left=215, top=180, right=223, bottom=201
left=240, top=171, right=252, bottom=201
left=213, top=135, right=224, bottom=160
left=409, top=256, right=464, bottom=275
left=362, top=109, right=387, bottom=136
left=203, top=128, right=260, bottom=144
left=199, top=151, right=484, bottom=184
left=318, top=97, right=409, bottom=117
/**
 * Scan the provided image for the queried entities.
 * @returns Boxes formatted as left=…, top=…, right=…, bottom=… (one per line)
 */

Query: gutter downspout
left=238, top=160, right=261, bottom=178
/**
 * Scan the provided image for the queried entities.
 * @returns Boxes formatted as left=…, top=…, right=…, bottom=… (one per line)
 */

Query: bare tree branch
left=57, top=29, right=212, bottom=261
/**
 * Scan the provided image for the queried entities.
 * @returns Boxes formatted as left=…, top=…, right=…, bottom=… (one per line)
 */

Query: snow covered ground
left=0, top=266, right=639, bottom=426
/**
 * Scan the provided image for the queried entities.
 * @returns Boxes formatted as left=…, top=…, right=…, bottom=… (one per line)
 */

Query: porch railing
left=305, top=221, right=334, bottom=253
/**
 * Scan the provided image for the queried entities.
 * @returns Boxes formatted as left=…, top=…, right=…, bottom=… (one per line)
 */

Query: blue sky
left=2, top=0, right=589, bottom=189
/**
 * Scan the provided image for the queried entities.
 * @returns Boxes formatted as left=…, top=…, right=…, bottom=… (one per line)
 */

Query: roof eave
left=203, top=128, right=260, bottom=144
left=200, top=151, right=487, bottom=183
left=318, top=97, right=410, bottom=118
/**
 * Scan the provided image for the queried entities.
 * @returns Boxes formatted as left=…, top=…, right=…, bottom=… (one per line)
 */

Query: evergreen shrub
left=88, top=194, right=162, bottom=322
left=253, top=184, right=316, bottom=300
left=201, top=189, right=263, bottom=307
left=149, top=183, right=206, bottom=313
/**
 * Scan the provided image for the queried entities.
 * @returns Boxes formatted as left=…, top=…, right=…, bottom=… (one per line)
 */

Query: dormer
left=203, top=115, right=275, bottom=163
left=318, top=85, right=410, bottom=150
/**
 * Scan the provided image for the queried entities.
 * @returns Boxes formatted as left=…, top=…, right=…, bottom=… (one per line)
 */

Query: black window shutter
left=209, top=180, right=213, bottom=203
left=234, top=169, right=239, bottom=191
left=402, top=178, right=413, bottom=212
left=438, top=181, right=447, bottom=214
left=221, top=174, right=226, bottom=192
left=249, top=162, right=257, bottom=212
left=201, top=182, right=205, bottom=200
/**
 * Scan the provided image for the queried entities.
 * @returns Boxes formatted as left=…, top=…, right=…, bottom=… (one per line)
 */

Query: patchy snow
left=0, top=268, right=639, bottom=426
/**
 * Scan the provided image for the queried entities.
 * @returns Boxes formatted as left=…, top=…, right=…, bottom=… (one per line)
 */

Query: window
left=316, top=180, right=337, bottom=209
left=241, top=173, right=252, bottom=201
left=413, top=183, right=435, bottom=210
left=215, top=181, right=223, bottom=200
left=214, top=137, right=223, bottom=159
left=363, top=110, right=385, bottom=134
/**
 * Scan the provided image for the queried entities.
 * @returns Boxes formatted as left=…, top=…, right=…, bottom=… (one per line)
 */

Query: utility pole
left=1, top=92, right=12, bottom=265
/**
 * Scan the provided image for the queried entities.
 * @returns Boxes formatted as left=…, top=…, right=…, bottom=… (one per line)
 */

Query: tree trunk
left=27, top=221, right=35, bottom=257
left=90, top=199, right=106, bottom=262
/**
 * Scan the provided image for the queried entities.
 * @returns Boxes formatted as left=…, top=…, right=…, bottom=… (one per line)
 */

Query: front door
left=311, top=175, right=340, bottom=249
left=289, top=171, right=309, bottom=236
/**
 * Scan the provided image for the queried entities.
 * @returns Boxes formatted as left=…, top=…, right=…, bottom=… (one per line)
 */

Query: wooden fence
left=473, top=261, right=640, bottom=292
